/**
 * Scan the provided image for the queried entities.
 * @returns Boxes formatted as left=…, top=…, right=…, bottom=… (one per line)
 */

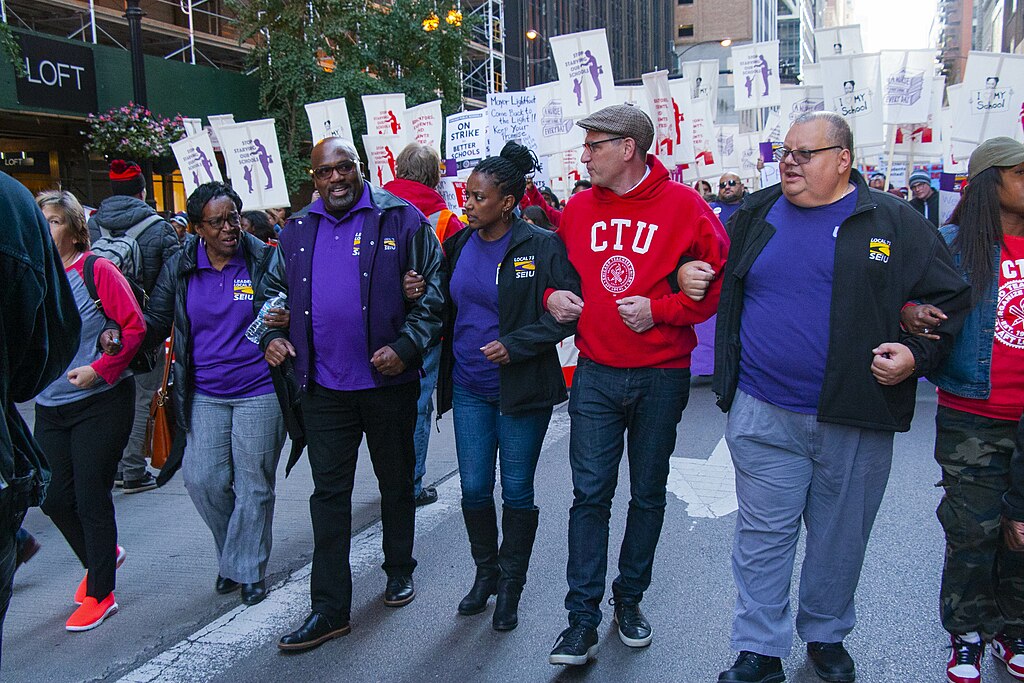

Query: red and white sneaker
left=993, top=634, right=1024, bottom=680
left=65, top=593, right=118, bottom=631
left=73, top=545, right=126, bottom=605
left=948, top=633, right=984, bottom=683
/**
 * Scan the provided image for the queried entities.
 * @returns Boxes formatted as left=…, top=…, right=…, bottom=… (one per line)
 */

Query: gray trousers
left=119, top=353, right=165, bottom=480
left=725, top=390, right=894, bottom=657
left=182, top=392, right=285, bottom=584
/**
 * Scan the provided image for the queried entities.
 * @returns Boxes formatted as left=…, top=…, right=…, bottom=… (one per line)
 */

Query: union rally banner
left=821, top=53, right=885, bottom=148
left=951, top=51, right=1024, bottom=145
left=527, top=82, right=585, bottom=157
left=206, top=113, right=236, bottom=175
left=642, top=70, right=677, bottom=165
left=305, top=97, right=354, bottom=146
left=779, top=85, right=825, bottom=133
left=486, top=92, right=540, bottom=156
left=171, top=130, right=222, bottom=198
left=405, top=100, right=443, bottom=155
left=731, top=41, right=781, bottom=111
left=182, top=117, right=203, bottom=138
left=680, top=60, right=719, bottom=119
left=218, top=119, right=289, bottom=211
left=813, top=25, right=863, bottom=59
left=445, top=109, right=486, bottom=176
left=362, top=93, right=407, bottom=136
left=667, top=78, right=697, bottom=164
left=891, top=75, right=945, bottom=159
left=880, top=49, right=937, bottom=124
left=362, top=134, right=404, bottom=186
left=548, top=29, right=616, bottom=119
left=690, top=96, right=722, bottom=180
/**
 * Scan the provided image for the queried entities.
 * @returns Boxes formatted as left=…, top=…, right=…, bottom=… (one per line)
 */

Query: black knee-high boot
left=492, top=506, right=539, bottom=631
left=458, top=503, right=499, bottom=615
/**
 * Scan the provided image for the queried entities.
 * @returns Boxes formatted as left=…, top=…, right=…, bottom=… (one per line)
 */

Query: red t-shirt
left=939, top=234, right=1024, bottom=421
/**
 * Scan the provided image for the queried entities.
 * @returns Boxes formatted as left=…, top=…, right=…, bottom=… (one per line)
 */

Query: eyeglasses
left=774, top=145, right=844, bottom=165
left=309, top=161, right=359, bottom=180
left=201, top=212, right=241, bottom=230
left=719, top=180, right=739, bottom=188
left=582, top=137, right=625, bottom=153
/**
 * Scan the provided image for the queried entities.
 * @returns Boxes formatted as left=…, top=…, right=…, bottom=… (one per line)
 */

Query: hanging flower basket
left=85, top=103, right=186, bottom=160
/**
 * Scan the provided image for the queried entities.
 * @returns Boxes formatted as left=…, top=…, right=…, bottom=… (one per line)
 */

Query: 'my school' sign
left=15, top=32, right=98, bottom=115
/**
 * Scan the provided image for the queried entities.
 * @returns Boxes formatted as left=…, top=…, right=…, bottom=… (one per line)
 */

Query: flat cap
left=969, top=137, right=1024, bottom=180
left=907, top=171, right=931, bottom=187
left=577, top=104, right=655, bottom=153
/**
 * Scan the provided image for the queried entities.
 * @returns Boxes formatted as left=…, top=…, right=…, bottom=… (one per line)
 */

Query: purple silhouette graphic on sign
left=756, top=55, right=771, bottom=96
left=584, top=50, right=603, bottom=101
left=243, top=165, right=254, bottom=194
left=195, top=147, right=214, bottom=182
left=253, top=138, right=273, bottom=190
left=572, top=78, right=583, bottom=106
left=385, top=146, right=396, bottom=179
left=387, top=110, right=401, bottom=134
left=745, top=75, right=754, bottom=98
left=192, top=170, right=200, bottom=187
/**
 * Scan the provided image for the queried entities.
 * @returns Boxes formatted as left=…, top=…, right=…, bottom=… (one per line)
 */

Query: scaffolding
left=461, top=0, right=505, bottom=109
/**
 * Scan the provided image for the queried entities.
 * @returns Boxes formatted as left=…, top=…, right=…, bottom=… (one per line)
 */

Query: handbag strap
left=159, top=329, right=174, bottom=391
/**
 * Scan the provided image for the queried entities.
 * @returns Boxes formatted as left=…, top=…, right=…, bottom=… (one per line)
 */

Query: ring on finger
left=923, top=327, right=931, bottom=333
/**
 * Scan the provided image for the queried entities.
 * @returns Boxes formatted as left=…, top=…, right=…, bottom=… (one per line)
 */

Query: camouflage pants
left=935, top=405, right=1024, bottom=639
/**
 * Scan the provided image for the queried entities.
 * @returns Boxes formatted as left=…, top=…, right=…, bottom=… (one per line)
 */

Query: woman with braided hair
left=433, top=141, right=581, bottom=630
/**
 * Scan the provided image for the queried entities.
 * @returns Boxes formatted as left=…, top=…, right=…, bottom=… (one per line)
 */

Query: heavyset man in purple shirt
left=258, top=138, right=444, bottom=652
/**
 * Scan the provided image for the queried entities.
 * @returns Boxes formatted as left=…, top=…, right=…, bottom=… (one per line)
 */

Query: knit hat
left=109, top=160, right=146, bottom=196
left=577, top=104, right=655, bottom=153
left=169, top=211, right=188, bottom=227
left=907, top=171, right=931, bottom=187
left=968, top=137, right=1024, bottom=180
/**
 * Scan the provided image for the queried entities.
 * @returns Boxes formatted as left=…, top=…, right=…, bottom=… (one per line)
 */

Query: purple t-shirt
left=710, top=200, right=741, bottom=226
left=310, top=190, right=377, bottom=391
left=187, top=245, right=274, bottom=398
left=737, top=188, right=858, bottom=414
left=451, top=230, right=512, bottom=396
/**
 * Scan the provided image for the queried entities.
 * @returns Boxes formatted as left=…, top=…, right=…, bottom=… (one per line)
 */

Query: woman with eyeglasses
left=143, top=182, right=286, bottom=606
left=33, top=190, right=145, bottom=631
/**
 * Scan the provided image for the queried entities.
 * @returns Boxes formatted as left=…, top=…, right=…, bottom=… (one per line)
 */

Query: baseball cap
left=968, top=137, right=1024, bottom=180
left=908, top=171, right=931, bottom=187
left=577, top=104, right=655, bottom=153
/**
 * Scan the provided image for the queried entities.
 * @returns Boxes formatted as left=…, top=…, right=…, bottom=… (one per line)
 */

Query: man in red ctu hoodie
left=546, top=104, right=729, bottom=667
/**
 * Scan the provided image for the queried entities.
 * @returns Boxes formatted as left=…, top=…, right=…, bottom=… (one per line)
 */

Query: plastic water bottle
left=246, top=293, right=288, bottom=345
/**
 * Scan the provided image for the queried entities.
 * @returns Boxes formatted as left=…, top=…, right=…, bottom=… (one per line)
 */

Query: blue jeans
left=565, top=359, right=690, bottom=628
left=413, top=344, right=441, bottom=496
left=452, top=384, right=552, bottom=510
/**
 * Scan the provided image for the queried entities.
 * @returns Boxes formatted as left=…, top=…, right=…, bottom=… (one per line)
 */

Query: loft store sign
left=14, top=32, right=98, bottom=114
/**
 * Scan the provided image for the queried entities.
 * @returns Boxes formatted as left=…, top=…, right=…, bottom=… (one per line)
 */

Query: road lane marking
left=667, top=436, right=738, bottom=518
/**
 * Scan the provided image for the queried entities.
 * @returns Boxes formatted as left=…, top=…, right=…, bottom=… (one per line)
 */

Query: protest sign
left=880, top=49, right=937, bottom=124
left=527, top=82, right=585, bottom=157
left=643, top=70, right=678, bottom=165
left=951, top=51, right=1024, bottom=145
left=305, top=97, right=354, bottom=147
left=731, top=41, right=781, bottom=111
left=549, top=29, right=616, bottom=118
left=486, top=92, right=540, bottom=156
left=218, top=119, right=289, bottom=210
left=362, top=93, right=407, bottom=136
left=182, top=117, right=203, bottom=137
left=405, top=100, right=443, bottom=154
left=171, top=130, right=222, bottom=198
left=813, top=25, right=863, bottom=58
left=680, top=60, right=719, bottom=119
left=667, top=78, right=697, bottom=164
left=821, top=53, right=885, bottom=148
left=445, top=109, right=486, bottom=176
left=362, top=134, right=403, bottom=186
left=779, top=85, right=825, bottom=132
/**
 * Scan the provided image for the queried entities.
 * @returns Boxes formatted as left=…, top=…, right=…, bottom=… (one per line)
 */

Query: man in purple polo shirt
left=258, top=138, right=444, bottom=652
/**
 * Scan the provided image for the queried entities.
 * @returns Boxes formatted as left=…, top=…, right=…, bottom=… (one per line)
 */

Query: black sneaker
left=113, top=474, right=125, bottom=488
left=806, top=641, right=855, bottom=682
left=123, top=472, right=157, bottom=494
left=610, top=597, right=652, bottom=648
left=549, top=623, right=599, bottom=666
left=414, top=487, right=438, bottom=507
left=718, top=651, right=786, bottom=683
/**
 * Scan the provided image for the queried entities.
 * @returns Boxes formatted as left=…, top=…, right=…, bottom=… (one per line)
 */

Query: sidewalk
left=3, top=400, right=459, bottom=682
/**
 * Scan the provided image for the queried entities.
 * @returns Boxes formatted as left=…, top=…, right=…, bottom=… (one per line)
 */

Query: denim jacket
left=928, top=224, right=998, bottom=399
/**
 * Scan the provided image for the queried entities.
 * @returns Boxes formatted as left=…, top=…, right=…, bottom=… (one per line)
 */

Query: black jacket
left=144, top=232, right=275, bottom=432
left=910, top=190, right=940, bottom=228
left=437, top=219, right=581, bottom=416
left=712, top=169, right=971, bottom=432
left=0, top=172, right=81, bottom=508
left=88, top=194, right=180, bottom=294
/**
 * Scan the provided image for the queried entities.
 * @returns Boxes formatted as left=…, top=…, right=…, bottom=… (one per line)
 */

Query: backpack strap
left=82, top=255, right=105, bottom=315
left=125, top=214, right=165, bottom=239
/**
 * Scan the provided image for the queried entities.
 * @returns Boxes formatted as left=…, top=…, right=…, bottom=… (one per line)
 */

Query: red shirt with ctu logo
left=939, top=234, right=1024, bottom=421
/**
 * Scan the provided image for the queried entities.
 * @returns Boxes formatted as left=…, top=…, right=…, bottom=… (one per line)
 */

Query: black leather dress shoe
left=215, top=575, right=240, bottom=594
left=806, top=641, right=855, bottom=682
left=718, top=651, right=785, bottom=683
left=278, top=612, right=351, bottom=651
left=383, top=575, right=415, bottom=607
left=241, top=580, right=268, bottom=605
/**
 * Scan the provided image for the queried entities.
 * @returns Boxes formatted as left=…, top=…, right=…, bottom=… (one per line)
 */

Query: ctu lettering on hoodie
left=590, top=219, right=659, bottom=254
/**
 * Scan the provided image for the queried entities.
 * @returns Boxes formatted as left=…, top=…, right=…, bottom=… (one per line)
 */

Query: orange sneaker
left=66, top=593, right=118, bottom=631
left=74, top=545, right=126, bottom=605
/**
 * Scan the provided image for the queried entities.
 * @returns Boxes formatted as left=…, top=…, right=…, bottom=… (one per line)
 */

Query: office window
left=677, top=24, right=694, bottom=38
left=678, top=0, right=694, bottom=4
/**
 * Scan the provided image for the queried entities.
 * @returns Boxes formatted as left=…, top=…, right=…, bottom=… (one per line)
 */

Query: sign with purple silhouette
left=526, top=82, right=585, bottom=157
left=405, top=100, right=443, bottom=155
left=218, top=119, right=288, bottom=211
left=444, top=109, right=486, bottom=177
left=731, top=41, right=781, bottom=111
left=206, top=113, right=236, bottom=176
left=362, top=93, right=407, bottom=138
left=362, top=134, right=403, bottom=187
left=666, top=77, right=697, bottom=165
left=951, top=51, right=1024, bottom=145
left=305, top=97, right=354, bottom=146
left=486, top=92, right=541, bottom=156
left=813, top=25, right=863, bottom=58
left=171, top=130, right=222, bottom=198
left=549, top=29, right=615, bottom=119
left=821, top=53, right=885, bottom=147
left=880, top=49, right=937, bottom=124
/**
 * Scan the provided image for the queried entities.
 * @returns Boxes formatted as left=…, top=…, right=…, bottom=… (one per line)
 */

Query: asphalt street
left=5, top=380, right=1019, bottom=682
